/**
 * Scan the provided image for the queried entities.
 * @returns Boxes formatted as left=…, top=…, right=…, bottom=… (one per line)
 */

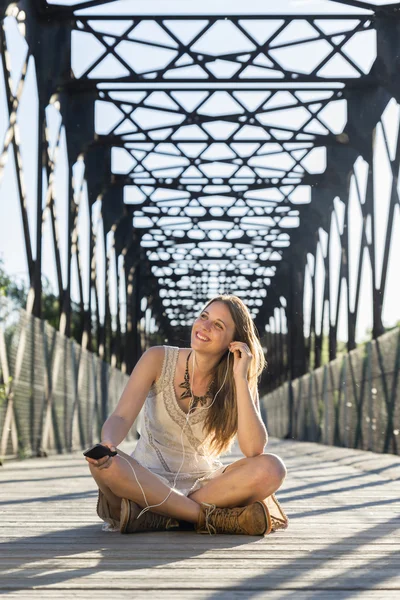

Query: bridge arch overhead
left=1, top=0, right=399, bottom=384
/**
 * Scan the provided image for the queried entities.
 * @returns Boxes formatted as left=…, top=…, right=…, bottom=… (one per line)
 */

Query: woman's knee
left=88, top=456, right=122, bottom=482
left=251, top=453, right=287, bottom=489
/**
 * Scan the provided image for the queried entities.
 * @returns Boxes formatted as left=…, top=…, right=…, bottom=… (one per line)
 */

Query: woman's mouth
left=195, top=331, right=211, bottom=342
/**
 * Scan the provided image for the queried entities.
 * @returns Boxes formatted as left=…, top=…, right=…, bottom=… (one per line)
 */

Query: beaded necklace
left=179, top=351, right=215, bottom=410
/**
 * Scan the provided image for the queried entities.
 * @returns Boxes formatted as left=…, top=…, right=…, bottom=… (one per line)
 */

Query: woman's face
left=191, top=301, right=236, bottom=355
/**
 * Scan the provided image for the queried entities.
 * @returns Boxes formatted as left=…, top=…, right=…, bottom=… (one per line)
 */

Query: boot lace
left=204, top=505, right=241, bottom=535
left=138, top=510, right=178, bottom=531
left=141, top=511, right=168, bottom=530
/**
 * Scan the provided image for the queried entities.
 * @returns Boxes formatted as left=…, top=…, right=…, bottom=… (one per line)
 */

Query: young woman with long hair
left=86, top=295, right=288, bottom=535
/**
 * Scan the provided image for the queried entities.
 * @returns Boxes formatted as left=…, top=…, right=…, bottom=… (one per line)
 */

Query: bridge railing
left=261, top=327, right=400, bottom=455
left=3, top=309, right=399, bottom=459
left=0, top=310, right=133, bottom=459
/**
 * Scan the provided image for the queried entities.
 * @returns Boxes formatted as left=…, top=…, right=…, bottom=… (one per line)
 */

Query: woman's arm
left=101, top=346, right=165, bottom=447
left=229, top=341, right=268, bottom=457
left=235, top=378, right=268, bottom=457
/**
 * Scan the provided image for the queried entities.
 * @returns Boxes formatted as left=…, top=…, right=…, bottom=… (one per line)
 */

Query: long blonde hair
left=198, top=295, right=266, bottom=456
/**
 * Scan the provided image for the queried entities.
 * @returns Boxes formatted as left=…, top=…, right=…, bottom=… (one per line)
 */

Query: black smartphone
left=83, top=443, right=117, bottom=459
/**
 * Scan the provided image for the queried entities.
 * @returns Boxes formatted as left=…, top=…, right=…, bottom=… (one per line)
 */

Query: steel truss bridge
left=1, top=0, right=399, bottom=385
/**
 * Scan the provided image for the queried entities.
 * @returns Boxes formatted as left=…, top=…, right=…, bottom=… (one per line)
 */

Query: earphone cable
left=117, top=350, right=230, bottom=521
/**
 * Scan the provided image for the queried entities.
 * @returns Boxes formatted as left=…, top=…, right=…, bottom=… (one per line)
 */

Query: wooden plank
left=1, top=438, right=400, bottom=597
left=3, top=594, right=400, bottom=600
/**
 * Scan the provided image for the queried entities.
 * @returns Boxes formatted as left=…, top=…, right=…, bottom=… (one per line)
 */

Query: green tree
left=0, top=259, right=28, bottom=322
left=0, top=260, right=83, bottom=343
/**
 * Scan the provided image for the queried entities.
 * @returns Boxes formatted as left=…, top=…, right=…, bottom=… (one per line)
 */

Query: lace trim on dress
left=149, top=345, right=179, bottom=397
left=162, top=349, right=207, bottom=455
left=144, top=409, right=172, bottom=473
left=164, top=384, right=206, bottom=454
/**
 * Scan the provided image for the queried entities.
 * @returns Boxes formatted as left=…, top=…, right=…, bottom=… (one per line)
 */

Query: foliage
left=0, top=258, right=27, bottom=320
left=0, top=378, right=11, bottom=407
left=0, top=259, right=83, bottom=343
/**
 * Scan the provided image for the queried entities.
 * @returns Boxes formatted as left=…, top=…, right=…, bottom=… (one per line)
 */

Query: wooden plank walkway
left=1, top=438, right=400, bottom=599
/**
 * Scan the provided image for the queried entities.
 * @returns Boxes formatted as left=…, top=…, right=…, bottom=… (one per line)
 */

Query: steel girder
left=1, top=0, right=400, bottom=380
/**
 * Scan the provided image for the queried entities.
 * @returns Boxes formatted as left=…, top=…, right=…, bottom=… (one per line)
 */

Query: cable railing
left=261, top=327, right=400, bottom=455
left=0, top=309, right=133, bottom=459
left=2, top=308, right=399, bottom=460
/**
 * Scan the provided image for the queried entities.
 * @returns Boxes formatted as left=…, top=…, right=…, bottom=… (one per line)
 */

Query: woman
left=86, top=295, right=288, bottom=535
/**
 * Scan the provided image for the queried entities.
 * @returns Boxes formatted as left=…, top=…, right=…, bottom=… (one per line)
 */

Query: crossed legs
left=89, top=449, right=286, bottom=524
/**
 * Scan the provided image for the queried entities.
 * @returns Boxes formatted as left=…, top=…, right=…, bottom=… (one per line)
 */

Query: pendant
left=179, top=351, right=215, bottom=409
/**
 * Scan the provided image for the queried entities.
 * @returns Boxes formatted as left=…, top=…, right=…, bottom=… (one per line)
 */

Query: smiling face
left=191, top=301, right=236, bottom=356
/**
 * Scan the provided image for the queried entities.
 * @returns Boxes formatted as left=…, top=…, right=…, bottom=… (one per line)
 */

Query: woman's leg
left=89, top=448, right=201, bottom=523
left=89, top=451, right=286, bottom=524
left=92, top=475, right=122, bottom=520
left=188, top=453, right=287, bottom=508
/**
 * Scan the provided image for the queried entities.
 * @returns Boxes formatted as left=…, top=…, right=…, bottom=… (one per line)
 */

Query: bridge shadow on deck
left=206, top=517, right=400, bottom=599
left=0, top=439, right=399, bottom=597
left=0, top=525, right=254, bottom=592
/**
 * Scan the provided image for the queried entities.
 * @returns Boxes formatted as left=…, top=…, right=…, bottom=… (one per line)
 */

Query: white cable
left=118, top=349, right=230, bottom=521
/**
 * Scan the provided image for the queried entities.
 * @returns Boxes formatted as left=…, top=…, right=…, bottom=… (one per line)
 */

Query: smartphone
left=83, top=443, right=117, bottom=459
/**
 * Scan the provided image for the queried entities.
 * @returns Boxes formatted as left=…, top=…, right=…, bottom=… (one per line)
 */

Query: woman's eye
left=215, top=323, right=222, bottom=329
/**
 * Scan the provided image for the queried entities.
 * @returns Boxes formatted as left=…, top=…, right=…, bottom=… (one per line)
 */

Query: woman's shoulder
left=143, top=345, right=183, bottom=371
left=144, top=345, right=167, bottom=358
left=144, top=345, right=180, bottom=358
left=145, top=345, right=190, bottom=356
left=146, top=346, right=184, bottom=392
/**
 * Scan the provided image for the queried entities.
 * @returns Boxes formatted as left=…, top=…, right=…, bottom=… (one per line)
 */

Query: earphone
left=117, top=349, right=231, bottom=521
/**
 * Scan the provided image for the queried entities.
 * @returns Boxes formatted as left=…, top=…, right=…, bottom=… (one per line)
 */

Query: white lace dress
left=130, top=345, right=226, bottom=496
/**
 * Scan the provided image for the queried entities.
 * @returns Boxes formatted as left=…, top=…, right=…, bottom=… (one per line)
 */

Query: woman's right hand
left=85, top=440, right=117, bottom=470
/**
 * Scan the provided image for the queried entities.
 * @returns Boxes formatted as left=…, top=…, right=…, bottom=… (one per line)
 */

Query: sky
left=46, top=0, right=376, bottom=15
left=0, top=0, right=399, bottom=341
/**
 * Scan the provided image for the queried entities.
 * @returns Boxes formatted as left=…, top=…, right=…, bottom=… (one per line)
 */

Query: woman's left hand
left=229, top=341, right=252, bottom=381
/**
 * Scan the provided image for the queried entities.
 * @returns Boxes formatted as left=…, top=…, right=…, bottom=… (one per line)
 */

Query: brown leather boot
left=196, top=501, right=271, bottom=536
left=265, top=493, right=289, bottom=532
left=96, top=489, right=120, bottom=531
left=120, top=498, right=180, bottom=534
